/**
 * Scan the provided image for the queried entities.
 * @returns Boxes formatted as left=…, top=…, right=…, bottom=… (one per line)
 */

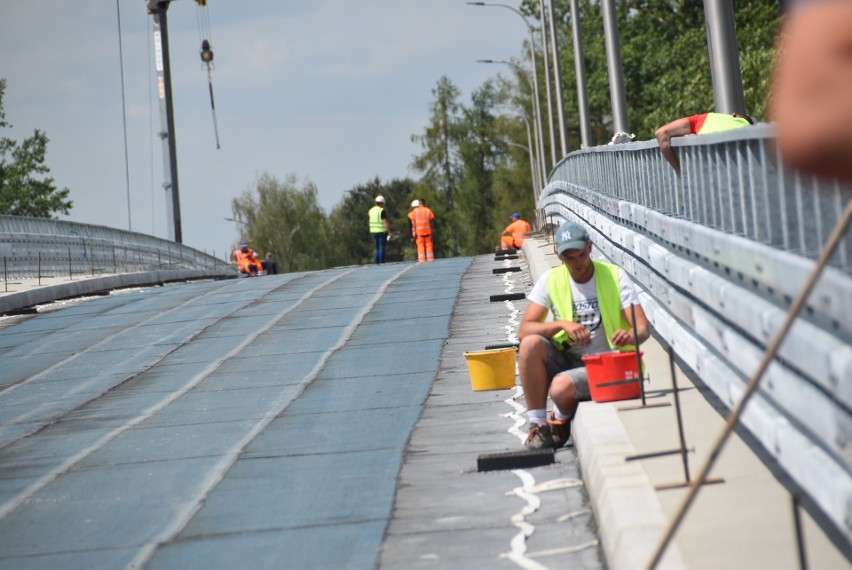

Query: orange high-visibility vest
left=233, top=249, right=263, bottom=273
left=413, top=205, right=434, bottom=237
left=504, top=219, right=531, bottom=248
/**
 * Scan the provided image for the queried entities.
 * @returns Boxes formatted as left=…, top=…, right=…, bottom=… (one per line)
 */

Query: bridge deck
left=0, top=243, right=847, bottom=569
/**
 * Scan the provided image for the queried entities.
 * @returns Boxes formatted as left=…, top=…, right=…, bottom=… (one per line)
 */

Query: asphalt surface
left=380, top=254, right=604, bottom=569
left=0, top=255, right=602, bottom=569
left=0, top=263, right=443, bottom=568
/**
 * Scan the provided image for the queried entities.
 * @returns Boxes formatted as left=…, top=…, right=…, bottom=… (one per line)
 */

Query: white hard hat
left=375, top=195, right=385, bottom=203
left=411, top=200, right=420, bottom=208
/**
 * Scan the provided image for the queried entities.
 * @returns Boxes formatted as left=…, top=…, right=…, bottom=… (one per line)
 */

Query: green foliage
left=410, top=76, right=463, bottom=209
left=231, top=173, right=330, bottom=273
left=0, top=78, right=72, bottom=218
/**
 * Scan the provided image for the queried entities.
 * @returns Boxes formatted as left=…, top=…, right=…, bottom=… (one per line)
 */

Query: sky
left=0, top=0, right=530, bottom=258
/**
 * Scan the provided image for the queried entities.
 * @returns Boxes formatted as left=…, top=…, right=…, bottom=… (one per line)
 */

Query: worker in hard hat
left=368, top=195, right=393, bottom=264
left=410, top=198, right=435, bottom=262
left=406, top=200, right=419, bottom=247
left=230, top=241, right=265, bottom=276
left=498, top=212, right=532, bottom=252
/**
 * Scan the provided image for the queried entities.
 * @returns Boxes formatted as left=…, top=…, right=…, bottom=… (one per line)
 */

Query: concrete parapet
left=0, top=269, right=236, bottom=314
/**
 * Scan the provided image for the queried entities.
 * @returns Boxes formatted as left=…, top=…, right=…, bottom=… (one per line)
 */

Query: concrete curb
left=574, top=401, right=684, bottom=570
left=0, top=269, right=236, bottom=314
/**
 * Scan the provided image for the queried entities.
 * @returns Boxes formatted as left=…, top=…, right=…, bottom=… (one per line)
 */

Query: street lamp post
left=510, top=116, right=540, bottom=200
left=568, top=0, right=592, bottom=147
left=601, top=0, right=630, bottom=137
left=703, top=0, right=747, bottom=113
left=467, top=2, right=549, bottom=180
left=503, top=140, right=540, bottom=221
left=478, top=60, right=546, bottom=203
left=546, top=0, right=569, bottom=155
left=537, top=0, right=557, bottom=167
left=496, top=107, right=541, bottom=202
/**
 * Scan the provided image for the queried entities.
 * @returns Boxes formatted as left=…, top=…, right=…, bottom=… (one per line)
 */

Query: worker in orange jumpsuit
left=407, top=199, right=420, bottom=240
left=230, top=241, right=265, bottom=276
left=498, top=213, right=532, bottom=251
left=410, top=198, right=435, bottom=263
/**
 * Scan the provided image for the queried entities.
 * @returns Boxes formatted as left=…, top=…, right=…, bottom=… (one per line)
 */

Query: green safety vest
left=368, top=205, right=385, bottom=234
left=546, top=260, right=636, bottom=353
left=697, top=113, right=750, bottom=134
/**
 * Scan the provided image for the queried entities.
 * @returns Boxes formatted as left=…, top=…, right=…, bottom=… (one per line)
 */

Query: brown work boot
left=525, top=423, right=555, bottom=449
left=548, top=411, right=572, bottom=448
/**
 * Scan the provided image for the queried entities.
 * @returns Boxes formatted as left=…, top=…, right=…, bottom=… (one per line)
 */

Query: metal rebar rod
left=631, top=303, right=646, bottom=406
left=646, top=198, right=852, bottom=569
left=792, top=495, right=809, bottom=570
left=668, top=344, right=690, bottom=483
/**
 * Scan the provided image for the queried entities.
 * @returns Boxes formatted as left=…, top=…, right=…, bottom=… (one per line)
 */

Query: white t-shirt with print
left=527, top=265, right=639, bottom=357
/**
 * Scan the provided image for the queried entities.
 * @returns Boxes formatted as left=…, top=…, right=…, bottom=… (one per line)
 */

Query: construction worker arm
left=611, top=304, right=650, bottom=347
left=517, top=301, right=591, bottom=346
left=655, top=117, right=692, bottom=176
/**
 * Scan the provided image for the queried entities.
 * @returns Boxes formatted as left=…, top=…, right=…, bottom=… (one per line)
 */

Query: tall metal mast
left=147, top=0, right=182, bottom=243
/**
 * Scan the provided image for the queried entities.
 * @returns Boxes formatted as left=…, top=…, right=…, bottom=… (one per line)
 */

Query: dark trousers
left=373, top=232, right=388, bottom=264
left=262, top=260, right=277, bottom=275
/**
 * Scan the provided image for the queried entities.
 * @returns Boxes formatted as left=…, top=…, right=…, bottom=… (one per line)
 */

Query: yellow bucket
left=463, top=347, right=517, bottom=391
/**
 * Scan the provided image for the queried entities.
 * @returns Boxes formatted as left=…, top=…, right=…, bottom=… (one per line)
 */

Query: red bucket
left=582, top=351, right=643, bottom=402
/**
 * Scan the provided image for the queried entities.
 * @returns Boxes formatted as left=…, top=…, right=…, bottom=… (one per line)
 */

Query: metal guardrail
left=551, top=124, right=852, bottom=274
left=0, top=216, right=234, bottom=281
left=539, top=125, right=852, bottom=548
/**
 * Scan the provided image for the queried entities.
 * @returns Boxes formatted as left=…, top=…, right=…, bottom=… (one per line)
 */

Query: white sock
left=528, top=409, right=547, bottom=426
left=552, top=405, right=571, bottom=422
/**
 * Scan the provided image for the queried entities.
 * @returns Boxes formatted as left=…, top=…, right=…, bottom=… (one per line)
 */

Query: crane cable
left=115, top=0, right=133, bottom=230
left=196, top=0, right=220, bottom=149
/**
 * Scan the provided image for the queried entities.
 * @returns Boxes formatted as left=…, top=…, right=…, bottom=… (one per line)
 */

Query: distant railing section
left=540, top=125, right=852, bottom=548
left=0, top=216, right=234, bottom=281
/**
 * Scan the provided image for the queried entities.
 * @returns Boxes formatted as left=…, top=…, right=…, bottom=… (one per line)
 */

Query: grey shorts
left=543, top=340, right=591, bottom=402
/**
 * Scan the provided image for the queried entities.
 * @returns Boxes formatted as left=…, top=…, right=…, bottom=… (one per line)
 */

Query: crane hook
left=200, top=39, right=214, bottom=64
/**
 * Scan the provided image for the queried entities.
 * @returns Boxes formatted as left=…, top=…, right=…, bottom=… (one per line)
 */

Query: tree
left=0, top=79, right=72, bottom=218
left=453, top=81, right=504, bottom=255
left=231, top=173, right=330, bottom=273
left=411, top=77, right=463, bottom=205
left=411, top=76, right=467, bottom=256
